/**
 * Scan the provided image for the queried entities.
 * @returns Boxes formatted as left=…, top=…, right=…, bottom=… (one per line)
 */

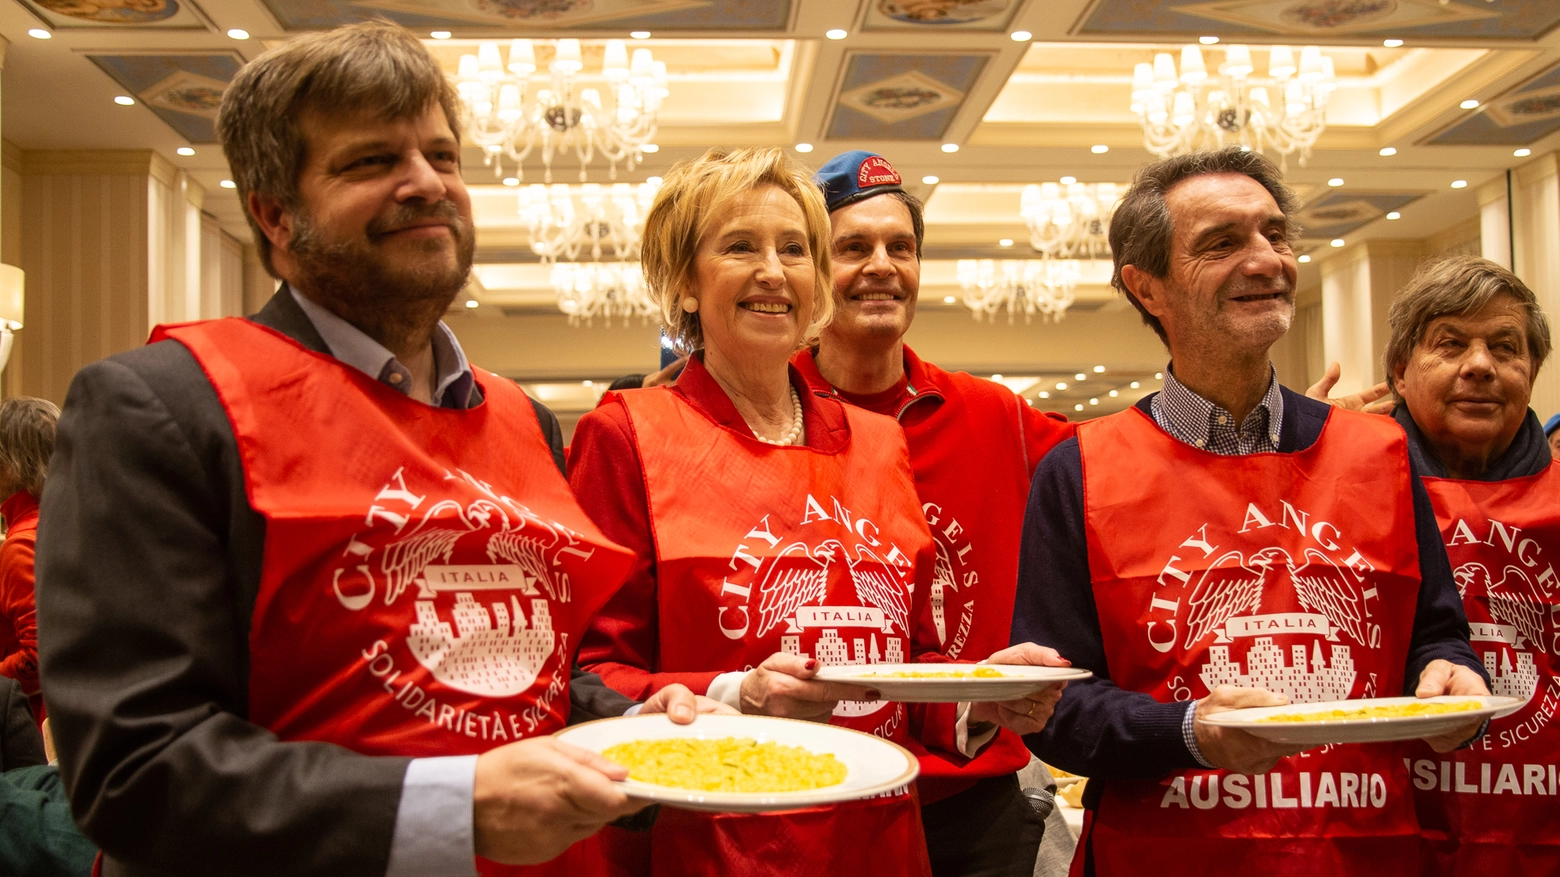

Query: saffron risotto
left=1258, top=700, right=1483, bottom=723
left=856, top=666, right=1009, bottom=679
left=602, top=737, right=849, bottom=793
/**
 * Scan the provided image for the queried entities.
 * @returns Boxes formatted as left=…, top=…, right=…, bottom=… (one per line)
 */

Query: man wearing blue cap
left=1546, top=412, right=1560, bottom=460
left=794, top=150, right=1076, bottom=877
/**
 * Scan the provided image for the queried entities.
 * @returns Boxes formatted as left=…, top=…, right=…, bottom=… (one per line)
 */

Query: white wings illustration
left=755, top=541, right=839, bottom=637
left=381, top=500, right=469, bottom=604
left=847, top=543, right=910, bottom=635
left=486, top=527, right=564, bottom=601
left=1489, top=564, right=1546, bottom=649
left=931, top=540, right=957, bottom=645
left=1287, top=548, right=1365, bottom=644
left=1183, top=548, right=1285, bottom=647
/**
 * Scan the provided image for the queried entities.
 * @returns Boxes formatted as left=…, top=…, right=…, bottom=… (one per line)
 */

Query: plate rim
left=812, top=663, right=1094, bottom=682
left=1197, top=694, right=1524, bottom=730
left=554, top=712, right=921, bottom=811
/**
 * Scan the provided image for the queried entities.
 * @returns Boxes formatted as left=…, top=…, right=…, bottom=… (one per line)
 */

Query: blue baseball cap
left=1545, top=413, right=1560, bottom=436
left=814, top=150, right=905, bottom=213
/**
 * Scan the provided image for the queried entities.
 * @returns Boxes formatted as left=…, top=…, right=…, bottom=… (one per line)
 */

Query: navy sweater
left=1012, top=388, right=1483, bottom=807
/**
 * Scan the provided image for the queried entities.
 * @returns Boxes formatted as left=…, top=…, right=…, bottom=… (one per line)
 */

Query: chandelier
left=1131, top=44, right=1336, bottom=167
left=456, top=39, right=667, bottom=183
left=552, top=262, right=659, bottom=327
left=957, top=259, right=1079, bottom=324
left=1022, top=181, right=1120, bottom=259
left=521, top=180, right=659, bottom=263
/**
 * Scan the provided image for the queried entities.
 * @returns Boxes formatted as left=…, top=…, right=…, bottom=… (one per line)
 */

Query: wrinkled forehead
left=1165, top=172, right=1286, bottom=235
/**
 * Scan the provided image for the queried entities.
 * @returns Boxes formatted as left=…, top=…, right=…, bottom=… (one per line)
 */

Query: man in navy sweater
left=1011, top=147, right=1489, bottom=877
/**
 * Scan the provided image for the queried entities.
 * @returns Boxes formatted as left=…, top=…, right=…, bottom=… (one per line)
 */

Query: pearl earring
left=681, top=297, right=699, bottom=313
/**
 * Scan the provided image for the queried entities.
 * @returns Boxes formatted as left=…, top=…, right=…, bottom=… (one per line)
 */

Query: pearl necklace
left=754, top=386, right=806, bottom=447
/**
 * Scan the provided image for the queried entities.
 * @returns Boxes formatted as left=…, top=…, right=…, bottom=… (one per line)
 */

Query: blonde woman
left=570, top=146, right=941, bottom=875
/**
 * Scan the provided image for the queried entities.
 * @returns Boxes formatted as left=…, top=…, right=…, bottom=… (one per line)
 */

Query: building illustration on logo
left=1483, top=648, right=1540, bottom=702
left=781, top=628, right=904, bottom=666
left=408, top=593, right=554, bottom=697
left=1201, top=637, right=1356, bottom=703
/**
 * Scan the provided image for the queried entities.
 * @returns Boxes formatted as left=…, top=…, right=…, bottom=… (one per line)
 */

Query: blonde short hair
left=641, top=147, right=834, bottom=354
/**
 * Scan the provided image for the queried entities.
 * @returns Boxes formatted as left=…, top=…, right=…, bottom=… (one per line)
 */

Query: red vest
left=159, top=319, right=633, bottom=876
left=1076, top=406, right=1423, bottom=877
left=1413, top=464, right=1560, bottom=875
left=615, top=386, right=933, bottom=877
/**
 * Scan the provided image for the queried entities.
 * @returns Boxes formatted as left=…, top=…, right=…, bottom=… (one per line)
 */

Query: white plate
left=1197, top=695, right=1524, bottom=746
left=811, top=663, right=1093, bottom=703
left=554, top=713, right=918, bottom=813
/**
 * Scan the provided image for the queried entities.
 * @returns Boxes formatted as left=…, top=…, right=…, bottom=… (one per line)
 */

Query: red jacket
left=0, top=490, right=41, bottom=722
left=793, top=346, right=1075, bottom=797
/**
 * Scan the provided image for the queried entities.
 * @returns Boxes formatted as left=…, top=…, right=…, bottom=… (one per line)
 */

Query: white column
left=1319, top=241, right=1425, bottom=394
left=1510, top=154, right=1560, bottom=419
left=1478, top=176, right=1512, bottom=270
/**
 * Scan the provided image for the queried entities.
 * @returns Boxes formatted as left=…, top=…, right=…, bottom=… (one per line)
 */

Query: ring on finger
left=1023, top=700, right=1036, bottom=717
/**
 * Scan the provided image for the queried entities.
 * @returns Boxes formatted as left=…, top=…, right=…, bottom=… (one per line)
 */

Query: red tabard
left=158, top=319, right=634, bottom=877
left=616, top=386, right=934, bottom=877
left=1412, top=464, right=1560, bottom=875
left=1076, top=406, right=1423, bottom=877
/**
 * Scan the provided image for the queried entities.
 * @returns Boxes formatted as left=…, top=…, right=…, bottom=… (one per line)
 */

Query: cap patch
left=857, top=156, right=902, bottom=188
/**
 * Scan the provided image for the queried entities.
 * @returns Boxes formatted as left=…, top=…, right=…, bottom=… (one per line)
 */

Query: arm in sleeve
left=1017, top=399, right=1076, bottom=479
left=1402, top=461, right=1486, bottom=692
left=36, top=355, right=410, bottom=877
left=1010, top=438, right=1202, bottom=780
left=569, top=401, right=721, bottom=698
left=0, top=536, right=38, bottom=694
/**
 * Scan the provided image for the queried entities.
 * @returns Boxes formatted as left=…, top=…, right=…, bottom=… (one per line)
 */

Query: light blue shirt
left=290, top=287, right=481, bottom=877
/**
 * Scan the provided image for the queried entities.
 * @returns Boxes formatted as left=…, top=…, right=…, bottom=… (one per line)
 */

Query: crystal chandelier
left=456, top=38, right=667, bottom=183
left=1022, top=182, right=1120, bottom=259
left=957, top=259, right=1080, bottom=324
left=552, top=262, right=659, bottom=327
left=521, top=180, right=659, bottom=263
left=1131, top=44, right=1336, bottom=167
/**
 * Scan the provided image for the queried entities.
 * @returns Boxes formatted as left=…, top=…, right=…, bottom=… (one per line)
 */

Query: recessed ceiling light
left=1075, top=373, right=1087, bottom=381
left=1451, top=179, right=1468, bottom=189
left=114, top=95, right=135, bottom=106
left=998, top=238, right=1013, bottom=247
left=502, top=177, right=520, bottom=186
left=1060, top=175, right=1077, bottom=185
left=1199, top=36, right=1219, bottom=45
left=430, top=31, right=452, bottom=39
left=991, top=373, right=1003, bottom=381
left=1109, top=389, right=1119, bottom=397
left=465, top=300, right=479, bottom=309
left=1330, top=238, right=1345, bottom=247
left=1383, top=39, right=1404, bottom=48
left=641, top=143, right=659, bottom=153
left=1089, top=398, right=1099, bottom=405
left=1074, top=404, right=1084, bottom=412
left=646, top=176, right=663, bottom=186
left=1038, top=391, right=1050, bottom=398
left=27, top=28, right=50, bottom=39
left=1386, top=211, right=1401, bottom=220
left=630, top=31, right=651, bottom=39
left=1379, top=147, right=1397, bottom=156
left=219, top=179, right=236, bottom=189
left=795, top=143, right=814, bottom=153
left=922, top=174, right=940, bottom=185
left=583, top=380, right=594, bottom=387
left=227, top=28, right=250, bottom=39
left=1515, top=148, right=1533, bottom=157
left=1461, top=99, right=1480, bottom=110
left=1091, top=144, right=1109, bottom=154
left=1298, top=254, right=1312, bottom=263
left=1328, top=178, right=1344, bottom=187
left=1010, top=31, right=1032, bottom=41
left=1056, top=381, right=1068, bottom=390
left=1093, top=365, right=1105, bottom=373
left=826, top=29, right=848, bottom=40
left=176, top=147, right=195, bottom=156
left=1130, top=381, right=1140, bottom=389
left=941, top=143, right=959, bottom=153
left=1155, top=372, right=1164, bottom=380
left=943, top=295, right=956, bottom=304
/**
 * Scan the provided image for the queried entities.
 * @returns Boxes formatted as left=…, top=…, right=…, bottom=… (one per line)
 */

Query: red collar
left=671, top=354, right=851, bottom=453
left=792, top=345, right=944, bottom=422
left=1, top=490, right=39, bottom=532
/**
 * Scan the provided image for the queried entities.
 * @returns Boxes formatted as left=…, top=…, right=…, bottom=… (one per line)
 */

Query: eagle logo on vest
left=1147, top=503, right=1385, bottom=704
left=336, top=467, right=590, bottom=699
left=1455, top=562, right=1546, bottom=706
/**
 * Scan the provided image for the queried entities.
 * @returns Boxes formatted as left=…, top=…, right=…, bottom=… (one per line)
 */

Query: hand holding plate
left=739, top=652, right=879, bottom=721
left=1415, top=659, right=1491, bottom=752
left=639, top=683, right=739, bottom=723
left=968, top=642, right=1072, bottom=734
left=473, top=736, right=647, bottom=864
left=1194, top=685, right=1310, bottom=774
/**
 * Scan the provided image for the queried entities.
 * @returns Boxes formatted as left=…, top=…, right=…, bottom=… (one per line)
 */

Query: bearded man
left=37, top=22, right=714, bottom=877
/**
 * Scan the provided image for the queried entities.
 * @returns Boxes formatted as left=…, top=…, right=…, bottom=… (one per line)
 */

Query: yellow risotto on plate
left=602, top=737, right=848, bottom=793
left=856, top=666, right=1009, bottom=679
left=1258, top=701, right=1483, bottom=723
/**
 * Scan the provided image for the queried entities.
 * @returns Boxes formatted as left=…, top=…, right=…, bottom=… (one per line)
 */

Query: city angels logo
left=1148, top=501, right=1385, bottom=704
left=335, top=466, right=596, bottom=698
left=718, top=493, right=916, bottom=719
